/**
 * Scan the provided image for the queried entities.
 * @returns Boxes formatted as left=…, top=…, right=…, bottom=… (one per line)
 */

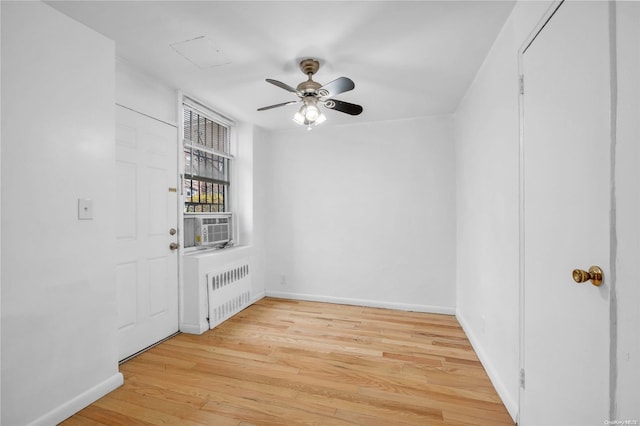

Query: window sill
left=182, top=244, right=251, bottom=258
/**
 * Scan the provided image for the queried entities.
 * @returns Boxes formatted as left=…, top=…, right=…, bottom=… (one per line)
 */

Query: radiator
left=206, top=260, right=252, bottom=329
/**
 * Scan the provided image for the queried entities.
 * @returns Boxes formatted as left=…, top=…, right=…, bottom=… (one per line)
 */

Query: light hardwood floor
left=62, top=298, right=514, bottom=425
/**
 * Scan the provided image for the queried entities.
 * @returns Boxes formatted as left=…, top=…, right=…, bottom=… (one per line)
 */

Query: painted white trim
left=179, top=322, right=209, bottom=335
left=519, top=1, right=564, bottom=56
left=177, top=90, right=187, bottom=337
left=182, top=94, right=235, bottom=127
left=116, top=103, right=176, bottom=128
left=456, top=310, right=518, bottom=422
left=28, top=372, right=123, bottom=426
left=607, top=2, right=619, bottom=419
left=183, top=138, right=234, bottom=160
left=265, top=291, right=455, bottom=315
left=517, top=2, right=566, bottom=423
left=252, top=291, right=266, bottom=304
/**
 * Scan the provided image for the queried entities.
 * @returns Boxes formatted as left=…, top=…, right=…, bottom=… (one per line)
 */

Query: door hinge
left=519, top=75, right=525, bottom=95
left=520, top=368, right=525, bottom=388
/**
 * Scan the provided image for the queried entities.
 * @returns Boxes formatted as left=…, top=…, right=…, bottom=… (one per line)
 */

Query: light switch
left=78, top=199, right=94, bottom=220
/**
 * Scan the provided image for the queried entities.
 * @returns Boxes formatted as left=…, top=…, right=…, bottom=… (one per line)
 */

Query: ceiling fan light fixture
left=304, top=104, right=320, bottom=121
left=293, top=106, right=306, bottom=125
left=293, top=99, right=325, bottom=127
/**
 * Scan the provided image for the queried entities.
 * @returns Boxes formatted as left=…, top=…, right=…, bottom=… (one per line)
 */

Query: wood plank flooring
left=62, top=298, right=514, bottom=425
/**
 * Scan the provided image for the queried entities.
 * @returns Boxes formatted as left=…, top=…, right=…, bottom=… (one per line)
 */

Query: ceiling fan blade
left=257, top=100, right=300, bottom=111
left=266, top=78, right=300, bottom=94
left=323, top=99, right=363, bottom=116
left=318, top=77, right=355, bottom=98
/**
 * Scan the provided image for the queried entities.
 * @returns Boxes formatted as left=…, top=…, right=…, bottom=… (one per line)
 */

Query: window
left=183, top=103, right=231, bottom=213
left=182, top=98, right=234, bottom=249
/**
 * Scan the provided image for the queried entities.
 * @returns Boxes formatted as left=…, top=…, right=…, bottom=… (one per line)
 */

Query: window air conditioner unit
left=195, top=215, right=232, bottom=247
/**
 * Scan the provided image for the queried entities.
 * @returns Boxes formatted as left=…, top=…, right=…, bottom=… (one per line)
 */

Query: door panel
left=521, top=1, right=610, bottom=424
left=115, top=105, right=179, bottom=361
left=115, top=162, right=137, bottom=239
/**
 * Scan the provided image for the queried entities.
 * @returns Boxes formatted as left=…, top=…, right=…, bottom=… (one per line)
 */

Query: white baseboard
left=180, top=322, right=209, bottom=335
left=265, top=290, right=455, bottom=315
left=29, top=372, right=124, bottom=426
left=251, top=291, right=266, bottom=303
left=181, top=291, right=265, bottom=335
left=456, top=310, right=518, bottom=422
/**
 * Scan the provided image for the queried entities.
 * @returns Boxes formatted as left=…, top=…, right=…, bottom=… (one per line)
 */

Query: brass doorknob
left=169, top=242, right=180, bottom=251
left=572, top=266, right=603, bottom=287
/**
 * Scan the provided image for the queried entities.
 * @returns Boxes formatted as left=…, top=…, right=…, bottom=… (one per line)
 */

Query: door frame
left=516, top=0, right=618, bottom=422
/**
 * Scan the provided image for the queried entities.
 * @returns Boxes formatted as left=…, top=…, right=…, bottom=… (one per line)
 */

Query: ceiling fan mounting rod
left=296, top=59, right=322, bottom=94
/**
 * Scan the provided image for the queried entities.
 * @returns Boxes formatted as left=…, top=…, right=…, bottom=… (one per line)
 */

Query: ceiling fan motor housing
left=297, top=80, right=321, bottom=94
left=297, top=59, right=322, bottom=94
left=299, top=59, right=320, bottom=76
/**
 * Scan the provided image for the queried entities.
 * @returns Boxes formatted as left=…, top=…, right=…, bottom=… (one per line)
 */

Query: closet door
left=520, top=1, right=611, bottom=424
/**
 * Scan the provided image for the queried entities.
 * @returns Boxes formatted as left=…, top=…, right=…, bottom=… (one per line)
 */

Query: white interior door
left=115, top=105, right=179, bottom=361
left=520, top=2, right=611, bottom=424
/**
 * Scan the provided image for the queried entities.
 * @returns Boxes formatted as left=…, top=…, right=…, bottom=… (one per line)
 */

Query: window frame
left=179, top=94, right=237, bottom=251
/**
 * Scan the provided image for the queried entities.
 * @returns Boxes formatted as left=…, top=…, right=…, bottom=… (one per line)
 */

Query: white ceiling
left=48, top=1, right=515, bottom=131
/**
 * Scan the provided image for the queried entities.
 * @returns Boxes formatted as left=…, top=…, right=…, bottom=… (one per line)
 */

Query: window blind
left=183, top=102, right=232, bottom=213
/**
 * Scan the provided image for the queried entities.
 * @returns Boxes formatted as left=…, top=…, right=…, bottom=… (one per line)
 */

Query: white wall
left=259, top=116, right=456, bottom=313
left=237, top=123, right=266, bottom=298
left=116, top=58, right=177, bottom=125
left=1, top=2, right=122, bottom=424
left=614, top=1, right=640, bottom=419
left=0, top=2, right=3, bottom=421
left=252, top=126, right=271, bottom=299
left=235, top=122, right=254, bottom=248
left=453, top=1, right=553, bottom=420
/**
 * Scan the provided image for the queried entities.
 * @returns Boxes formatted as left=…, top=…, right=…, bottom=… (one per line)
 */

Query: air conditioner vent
left=195, top=214, right=232, bottom=247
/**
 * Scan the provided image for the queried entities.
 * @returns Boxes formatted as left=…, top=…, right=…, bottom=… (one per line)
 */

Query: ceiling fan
left=257, top=59, right=363, bottom=129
